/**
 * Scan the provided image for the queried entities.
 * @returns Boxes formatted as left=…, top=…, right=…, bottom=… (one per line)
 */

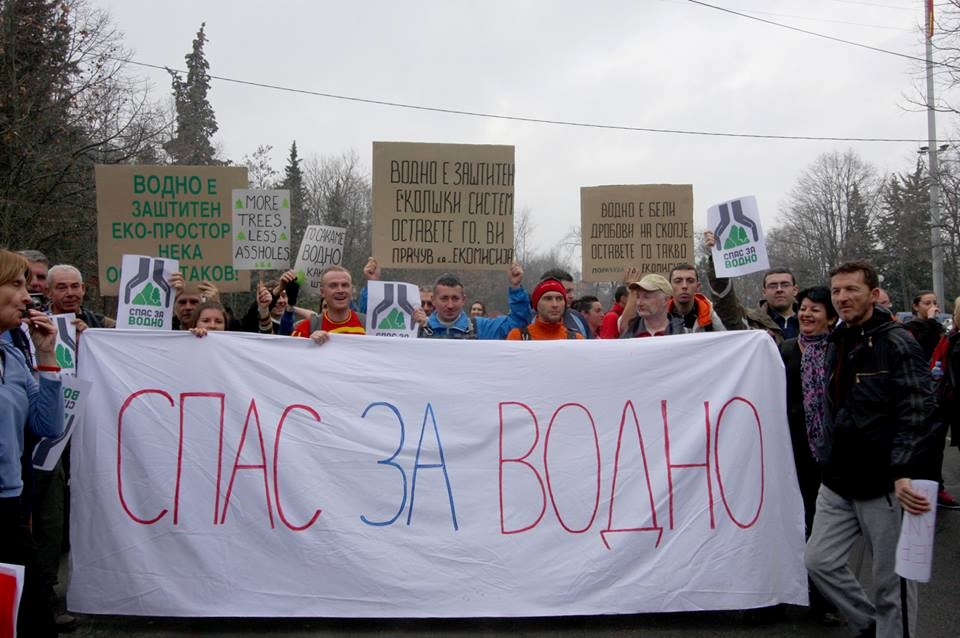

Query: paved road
left=66, top=448, right=960, bottom=637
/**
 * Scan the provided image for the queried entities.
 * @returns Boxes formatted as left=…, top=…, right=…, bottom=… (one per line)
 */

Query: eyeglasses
left=765, top=282, right=794, bottom=290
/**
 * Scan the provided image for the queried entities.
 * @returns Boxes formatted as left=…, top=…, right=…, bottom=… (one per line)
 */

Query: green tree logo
left=56, top=343, right=74, bottom=369
left=378, top=308, right=407, bottom=330
left=235, top=198, right=244, bottom=209
left=723, top=225, right=751, bottom=249
left=132, top=282, right=162, bottom=306
left=236, top=230, right=246, bottom=240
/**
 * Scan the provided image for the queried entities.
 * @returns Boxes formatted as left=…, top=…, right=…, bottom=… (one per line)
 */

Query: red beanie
left=531, top=278, right=567, bottom=309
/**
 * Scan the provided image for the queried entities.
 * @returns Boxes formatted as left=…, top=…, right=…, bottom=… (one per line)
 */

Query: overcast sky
left=97, top=0, right=954, bottom=259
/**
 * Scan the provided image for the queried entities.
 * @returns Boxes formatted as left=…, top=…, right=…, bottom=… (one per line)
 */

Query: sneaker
left=938, top=489, right=960, bottom=509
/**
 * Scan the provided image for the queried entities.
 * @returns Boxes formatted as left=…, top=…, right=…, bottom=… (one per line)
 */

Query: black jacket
left=821, top=307, right=942, bottom=500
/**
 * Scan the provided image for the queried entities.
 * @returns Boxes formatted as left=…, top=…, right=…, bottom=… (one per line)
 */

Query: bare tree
left=302, top=150, right=372, bottom=279
left=770, top=150, right=882, bottom=283
left=0, top=0, right=167, bottom=294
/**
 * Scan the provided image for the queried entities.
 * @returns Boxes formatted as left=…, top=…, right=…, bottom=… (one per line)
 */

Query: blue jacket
left=1, top=342, right=64, bottom=498
left=421, top=286, right=532, bottom=339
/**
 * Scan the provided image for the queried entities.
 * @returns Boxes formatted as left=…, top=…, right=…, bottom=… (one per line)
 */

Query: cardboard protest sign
left=95, top=165, right=250, bottom=294
left=231, top=189, right=291, bottom=270
left=0, top=563, right=24, bottom=638
left=115, top=255, right=178, bottom=330
left=707, top=196, right=770, bottom=278
left=50, top=313, right=77, bottom=374
left=293, top=225, right=346, bottom=298
left=365, top=281, right=420, bottom=337
left=32, top=376, right=91, bottom=472
left=580, top=185, right=694, bottom=282
left=72, top=330, right=807, bottom=617
left=372, top=142, right=515, bottom=270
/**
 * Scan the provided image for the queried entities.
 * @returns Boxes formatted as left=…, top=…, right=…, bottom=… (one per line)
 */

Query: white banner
left=365, top=281, right=420, bottom=337
left=707, top=196, right=770, bottom=278
left=231, top=189, right=291, bottom=270
left=116, top=255, right=178, bottom=330
left=71, top=330, right=805, bottom=617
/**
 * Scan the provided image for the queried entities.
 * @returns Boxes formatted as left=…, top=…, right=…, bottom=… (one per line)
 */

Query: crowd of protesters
left=2, top=240, right=958, bottom=637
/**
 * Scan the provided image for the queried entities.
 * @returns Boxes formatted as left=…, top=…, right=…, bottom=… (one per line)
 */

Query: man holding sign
left=417, top=262, right=530, bottom=339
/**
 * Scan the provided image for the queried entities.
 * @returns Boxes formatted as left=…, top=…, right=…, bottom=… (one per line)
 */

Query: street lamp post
left=925, top=0, right=946, bottom=304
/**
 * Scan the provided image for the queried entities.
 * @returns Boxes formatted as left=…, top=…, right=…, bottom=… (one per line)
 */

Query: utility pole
left=925, top=0, right=945, bottom=303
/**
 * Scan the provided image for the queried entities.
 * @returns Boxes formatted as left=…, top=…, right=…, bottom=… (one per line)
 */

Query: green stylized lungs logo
left=55, top=343, right=74, bottom=368
left=723, top=225, right=751, bottom=249
left=132, top=282, right=162, bottom=306
left=378, top=308, right=407, bottom=330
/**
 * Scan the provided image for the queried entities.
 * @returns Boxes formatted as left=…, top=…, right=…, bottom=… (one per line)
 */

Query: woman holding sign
left=0, top=249, right=64, bottom=637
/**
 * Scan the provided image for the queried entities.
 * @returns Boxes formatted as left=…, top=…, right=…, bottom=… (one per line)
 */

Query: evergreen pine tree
left=164, top=23, right=218, bottom=164
left=876, top=162, right=931, bottom=309
left=280, top=141, right=309, bottom=251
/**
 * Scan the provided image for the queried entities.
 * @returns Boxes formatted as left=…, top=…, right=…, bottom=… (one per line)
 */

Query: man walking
left=805, top=261, right=941, bottom=638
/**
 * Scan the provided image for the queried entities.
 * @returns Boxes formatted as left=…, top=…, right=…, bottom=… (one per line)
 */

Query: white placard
left=707, top=196, right=770, bottom=278
left=231, top=189, right=291, bottom=270
left=71, top=330, right=806, bottom=617
left=293, top=225, right=346, bottom=297
left=365, top=281, right=420, bottom=337
left=50, top=313, right=76, bottom=375
left=895, top=479, right=939, bottom=582
left=0, top=562, right=25, bottom=637
left=116, top=255, right=178, bottom=330
left=33, top=376, right=91, bottom=472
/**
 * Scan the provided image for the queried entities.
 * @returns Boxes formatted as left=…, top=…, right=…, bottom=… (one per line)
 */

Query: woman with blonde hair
left=0, top=249, right=64, bottom=636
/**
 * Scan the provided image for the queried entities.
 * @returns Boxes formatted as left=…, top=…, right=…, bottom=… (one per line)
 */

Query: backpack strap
left=565, top=328, right=578, bottom=339
left=309, top=312, right=322, bottom=333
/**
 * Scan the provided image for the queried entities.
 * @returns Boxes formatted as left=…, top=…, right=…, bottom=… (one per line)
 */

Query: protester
left=598, top=285, right=628, bottom=339
left=48, top=264, right=114, bottom=330
left=420, top=286, right=434, bottom=316
left=171, top=273, right=220, bottom=330
left=573, top=295, right=604, bottom=338
left=190, top=300, right=229, bottom=337
left=0, top=249, right=64, bottom=638
left=805, top=261, right=941, bottom=638
left=19, top=249, right=50, bottom=300
left=507, top=279, right=583, bottom=340
left=291, top=265, right=365, bottom=343
left=618, top=274, right=687, bottom=338
left=240, top=270, right=299, bottom=334
left=469, top=301, right=486, bottom=318
left=362, top=257, right=530, bottom=339
left=667, top=263, right=724, bottom=332
left=930, top=296, right=960, bottom=476
left=904, top=290, right=945, bottom=361
left=702, top=231, right=787, bottom=343
left=779, top=286, right=840, bottom=625
left=876, top=287, right=894, bottom=314
left=539, top=268, right=589, bottom=338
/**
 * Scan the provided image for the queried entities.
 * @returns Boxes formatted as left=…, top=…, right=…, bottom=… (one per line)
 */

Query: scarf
left=800, top=332, right=829, bottom=462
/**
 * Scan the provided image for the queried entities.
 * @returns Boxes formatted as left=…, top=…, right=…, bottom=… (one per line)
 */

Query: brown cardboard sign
left=580, top=185, right=694, bottom=282
left=95, top=165, right=250, bottom=294
left=372, top=142, right=515, bottom=270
